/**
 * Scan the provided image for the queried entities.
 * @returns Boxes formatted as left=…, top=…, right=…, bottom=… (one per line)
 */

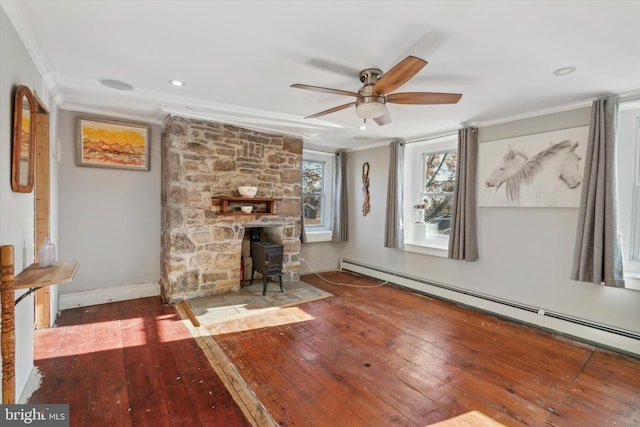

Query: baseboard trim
left=59, top=282, right=160, bottom=310
left=18, top=367, right=42, bottom=404
left=340, top=259, right=640, bottom=357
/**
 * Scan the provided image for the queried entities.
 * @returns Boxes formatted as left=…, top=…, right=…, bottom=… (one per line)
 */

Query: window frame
left=302, top=150, right=334, bottom=241
left=615, top=101, right=640, bottom=290
left=631, top=117, right=640, bottom=262
left=403, top=135, right=458, bottom=255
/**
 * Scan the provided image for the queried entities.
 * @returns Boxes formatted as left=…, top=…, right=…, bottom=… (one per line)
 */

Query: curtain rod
left=619, top=95, right=640, bottom=109
left=303, top=147, right=337, bottom=155
left=399, top=95, right=639, bottom=146
left=619, top=93, right=640, bottom=103
left=405, top=131, right=458, bottom=145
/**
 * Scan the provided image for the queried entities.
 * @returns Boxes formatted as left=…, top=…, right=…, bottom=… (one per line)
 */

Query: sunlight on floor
left=427, top=410, right=506, bottom=426
left=181, top=280, right=329, bottom=335
left=34, top=319, right=144, bottom=358
left=34, top=312, right=199, bottom=359
left=34, top=282, right=330, bottom=361
left=204, top=306, right=315, bottom=335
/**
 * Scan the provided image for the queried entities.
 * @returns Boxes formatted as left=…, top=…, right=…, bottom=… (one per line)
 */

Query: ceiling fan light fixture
left=356, top=100, right=387, bottom=119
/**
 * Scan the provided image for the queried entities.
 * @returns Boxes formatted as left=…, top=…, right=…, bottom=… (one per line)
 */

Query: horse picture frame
left=478, top=126, right=589, bottom=207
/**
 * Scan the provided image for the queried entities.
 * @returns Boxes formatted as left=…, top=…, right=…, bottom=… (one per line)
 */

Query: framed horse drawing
left=478, top=126, right=589, bottom=207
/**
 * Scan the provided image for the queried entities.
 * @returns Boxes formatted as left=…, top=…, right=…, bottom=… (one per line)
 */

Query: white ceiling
left=3, top=0, right=640, bottom=150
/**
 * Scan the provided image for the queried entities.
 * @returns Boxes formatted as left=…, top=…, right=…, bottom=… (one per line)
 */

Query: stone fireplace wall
left=160, top=115, right=303, bottom=303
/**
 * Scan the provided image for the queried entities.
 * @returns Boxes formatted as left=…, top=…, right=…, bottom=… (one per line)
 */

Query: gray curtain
left=571, top=95, right=625, bottom=287
left=384, top=140, right=404, bottom=249
left=448, top=127, right=479, bottom=261
left=332, top=151, right=348, bottom=242
left=300, top=197, right=307, bottom=243
left=301, top=157, right=307, bottom=243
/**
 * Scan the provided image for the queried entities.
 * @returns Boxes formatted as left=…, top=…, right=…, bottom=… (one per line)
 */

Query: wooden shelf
left=218, top=212, right=277, bottom=216
left=1, top=244, right=80, bottom=405
left=14, top=260, right=79, bottom=290
left=215, top=197, right=282, bottom=216
left=219, top=197, right=279, bottom=202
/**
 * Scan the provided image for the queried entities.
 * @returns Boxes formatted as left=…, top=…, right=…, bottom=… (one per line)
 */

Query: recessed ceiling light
left=99, top=79, right=134, bottom=91
left=553, top=66, right=576, bottom=76
left=170, top=79, right=186, bottom=87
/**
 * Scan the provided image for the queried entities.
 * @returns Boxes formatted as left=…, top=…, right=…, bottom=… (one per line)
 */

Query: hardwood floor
left=29, top=297, right=250, bottom=427
left=208, top=272, right=640, bottom=426
left=29, top=272, right=640, bottom=426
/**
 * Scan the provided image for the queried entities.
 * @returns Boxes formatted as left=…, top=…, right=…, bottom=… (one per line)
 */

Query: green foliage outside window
left=420, top=151, right=457, bottom=234
left=302, top=160, right=324, bottom=225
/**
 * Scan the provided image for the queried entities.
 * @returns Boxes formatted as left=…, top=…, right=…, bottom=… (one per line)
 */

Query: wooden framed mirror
left=12, top=85, right=37, bottom=193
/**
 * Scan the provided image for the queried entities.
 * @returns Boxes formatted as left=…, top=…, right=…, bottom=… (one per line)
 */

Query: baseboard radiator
left=340, top=259, right=640, bottom=357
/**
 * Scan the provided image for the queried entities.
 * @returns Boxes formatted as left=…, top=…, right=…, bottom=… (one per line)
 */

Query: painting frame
left=76, top=116, right=151, bottom=171
left=477, top=126, right=589, bottom=208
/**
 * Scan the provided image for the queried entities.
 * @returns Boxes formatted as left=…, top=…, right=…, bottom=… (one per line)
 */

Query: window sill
left=304, top=230, right=333, bottom=243
left=623, top=276, right=640, bottom=291
left=402, top=243, right=448, bottom=258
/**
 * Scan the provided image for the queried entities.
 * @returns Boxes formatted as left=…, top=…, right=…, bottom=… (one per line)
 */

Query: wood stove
left=250, top=241, right=284, bottom=295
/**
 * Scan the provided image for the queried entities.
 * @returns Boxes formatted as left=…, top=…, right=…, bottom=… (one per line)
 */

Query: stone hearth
left=160, top=115, right=303, bottom=303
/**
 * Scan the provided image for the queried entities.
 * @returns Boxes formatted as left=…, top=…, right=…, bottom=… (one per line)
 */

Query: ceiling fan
left=291, top=55, right=462, bottom=126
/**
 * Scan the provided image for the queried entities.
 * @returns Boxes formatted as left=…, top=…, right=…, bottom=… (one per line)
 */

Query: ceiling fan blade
left=373, top=108, right=392, bottom=126
left=305, top=102, right=356, bottom=119
left=386, top=92, right=462, bottom=105
left=307, top=58, right=361, bottom=78
left=373, top=56, right=427, bottom=95
left=291, top=84, right=359, bottom=98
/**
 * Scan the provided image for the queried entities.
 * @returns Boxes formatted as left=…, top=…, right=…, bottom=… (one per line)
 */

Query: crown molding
left=1, top=1, right=61, bottom=103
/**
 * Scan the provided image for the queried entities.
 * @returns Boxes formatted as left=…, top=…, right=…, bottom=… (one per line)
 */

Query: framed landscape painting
left=76, top=117, right=150, bottom=170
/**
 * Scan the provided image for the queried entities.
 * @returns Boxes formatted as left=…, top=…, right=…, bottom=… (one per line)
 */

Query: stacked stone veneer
left=160, top=115, right=303, bottom=303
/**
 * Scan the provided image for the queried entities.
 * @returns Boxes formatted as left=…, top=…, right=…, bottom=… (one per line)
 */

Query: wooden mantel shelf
left=215, top=196, right=282, bottom=216
left=14, top=260, right=79, bottom=290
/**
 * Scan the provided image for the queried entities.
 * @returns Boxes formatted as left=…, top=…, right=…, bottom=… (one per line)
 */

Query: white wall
left=0, top=4, right=56, bottom=401
left=341, top=107, right=640, bottom=337
left=300, top=241, right=341, bottom=274
left=57, top=110, right=161, bottom=308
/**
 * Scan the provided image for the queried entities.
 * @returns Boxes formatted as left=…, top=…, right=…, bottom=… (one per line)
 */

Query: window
left=302, top=150, right=334, bottom=239
left=420, top=150, right=457, bottom=237
left=403, top=135, right=458, bottom=253
left=616, top=101, right=640, bottom=289
left=302, top=160, right=326, bottom=227
left=632, top=117, right=640, bottom=261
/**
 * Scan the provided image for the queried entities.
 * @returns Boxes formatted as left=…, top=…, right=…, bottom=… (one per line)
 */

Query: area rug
left=185, top=280, right=332, bottom=331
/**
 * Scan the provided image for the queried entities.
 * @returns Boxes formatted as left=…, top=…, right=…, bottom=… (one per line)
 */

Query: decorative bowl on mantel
left=238, top=186, right=257, bottom=198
